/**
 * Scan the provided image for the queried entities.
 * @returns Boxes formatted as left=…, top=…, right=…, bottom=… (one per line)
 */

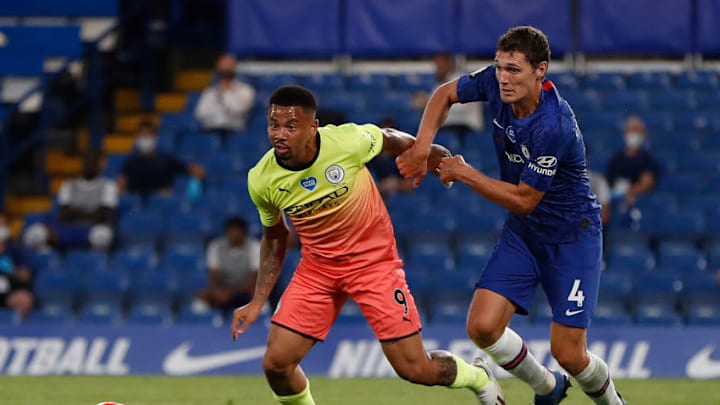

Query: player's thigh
left=539, top=235, right=602, bottom=328
left=272, top=261, right=346, bottom=341
left=477, top=226, right=540, bottom=315
left=343, top=264, right=422, bottom=342
left=264, top=323, right=317, bottom=370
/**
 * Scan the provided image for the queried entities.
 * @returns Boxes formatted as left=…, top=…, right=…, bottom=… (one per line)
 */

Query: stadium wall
left=0, top=324, right=718, bottom=378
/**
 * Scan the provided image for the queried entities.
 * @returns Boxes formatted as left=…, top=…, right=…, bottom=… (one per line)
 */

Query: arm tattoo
left=253, top=234, right=287, bottom=302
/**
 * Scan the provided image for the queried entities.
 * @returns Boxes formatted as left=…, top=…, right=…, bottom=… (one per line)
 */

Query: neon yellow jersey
left=247, top=123, right=401, bottom=270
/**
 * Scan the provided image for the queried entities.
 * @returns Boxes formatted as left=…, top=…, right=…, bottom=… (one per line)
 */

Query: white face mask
left=136, top=136, right=157, bottom=153
left=624, top=132, right=644, bottom=149
left=0, top=226, right=9, bottom=242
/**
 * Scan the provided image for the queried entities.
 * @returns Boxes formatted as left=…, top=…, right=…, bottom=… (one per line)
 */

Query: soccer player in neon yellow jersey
left=231, top=85, right=505, bottom=405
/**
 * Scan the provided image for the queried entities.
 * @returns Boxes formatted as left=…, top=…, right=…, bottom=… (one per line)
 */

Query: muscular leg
left=380, top=332, right=459, bottom=386
left=551, top=323, right=624, bottom=405
left=263, top=324, right=316, bottom=403
left=468, top=288, right=556, bottom=396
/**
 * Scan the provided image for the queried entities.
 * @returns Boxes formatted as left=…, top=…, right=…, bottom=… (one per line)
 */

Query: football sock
left=273, top=379, right=316, bottom=405
left=448, top=354, right=490, bottom=392
left=483, top=327, right=555, bottom=395
left=574, top=351, right=623, bottom=405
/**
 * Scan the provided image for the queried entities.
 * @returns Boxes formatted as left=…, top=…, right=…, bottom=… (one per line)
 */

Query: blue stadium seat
left=456, top=239, right=493, bottom=270
left=632, top=272, right=682, bottom=309
left=176, top=271, right=208, bottom=305
left=406, top=240, right=454, bottom=271
left=160, top=244, right=204, bottom=274
left=127, top=300, right=173, bottom=325
left=164, top=212, right=213, bottom=245
left=0, top=51, right=44, bottom=76
left=34, top=271, right=80, bottom=311
left=600, top=91, right=649, bottom=112
left=25, top=309, right=73, bottom=325
left=593, top=296, right=633, bottom=326
left=647, top=90, right=697, bottom=111
left=116, top=193, right=143, bottom=218
left=0, top=0, right=118, bottom=17
left=64, top=250, right=108, bottom=272
left=24, top=249, right=61, bottom=273
left=431, top=298, right=471, bottom=324
left=581, top=72, right=626, bottom=91
left=77, top=299, right=123, bottom=325
left=695, top=90, right=720, bottom=112
left=118, top=212, right=165, bottom=248
left=176, top=305, right=222, bottom=326
left=634, top=302, right=682, bottom=327
left=255, top=74, right=299, bottom=92
left=675, top=71, right=719, bottom=90
left=110, top=246, right=156, bottom=276
left=334, top=301, right=368, bottom=326
left=656, top=241, right=706, bottom=273
left=302, top=72, right=345, bottom=92
left=636, top=210, right=705, bottom=242
left=626, top=71, right=673, bottom=90
left=0, top=25, right=82, bottom=58
left=146, top=194, right=191, bottom=218
left=606, top=246, right=655, bottom=273
left=201, top=153, right=247, bottom=181
left=531, top=300, right=554, bottom=326
left=686, top=303, right=720, bottom=326
left=320, top=93, right=366, bottom=114
left=682, top=271, right=720, bottom=308
left=0, top=309, right=19, bottom=325
left=633, top=193, right=678, bottom=216
left=178, top=133, right=222, bottom=158
left=546, top=72, right=579, bottom=89
left=225, top=133, right=270, bottom=159
left=394, top=73, right=435, bottom=92
left=347, top=73, right=391, bottom=92
left=366, top=91, right=413, bottom=114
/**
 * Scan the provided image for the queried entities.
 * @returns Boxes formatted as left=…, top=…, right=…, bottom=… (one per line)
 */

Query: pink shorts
left=272, top=258, right=422, bottom=341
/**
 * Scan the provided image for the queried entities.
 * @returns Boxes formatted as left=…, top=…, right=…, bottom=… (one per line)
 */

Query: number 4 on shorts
left=567, top=279, right=585, bottom=307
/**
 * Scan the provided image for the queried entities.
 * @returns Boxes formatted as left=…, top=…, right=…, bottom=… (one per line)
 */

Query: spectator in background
left=605, top=116, right=660, bottom=207
left=368, top=117, right=414, bottom=199
left=117, top=121, right=205, bottom=196
left=194, top=53, right=256, bottom=133
left=194, top=217, right=260, bottom=314
left=587, top=146, right=611, bottom=227
left=411, top=53, right=484, bottom=143
left=0, top=212, right=33, bottom=320
left=23, top=151, right=117, bottom=251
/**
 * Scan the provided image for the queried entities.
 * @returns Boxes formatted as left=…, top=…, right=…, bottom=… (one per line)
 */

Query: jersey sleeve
left=247, top=174, right=282, bottom=227
left=456, top=65, right=497, bottom=104
left=351, top=123, right=384, bottom=164
left=520, top=125, right=564, bottom=191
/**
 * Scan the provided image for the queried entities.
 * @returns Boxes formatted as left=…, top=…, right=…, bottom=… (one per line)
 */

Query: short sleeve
left=57, top=182, right=72, bottom=205
left=101, top=180, right=119, bottom=207
left=247, top=176, right=281, bottom=227
left=247, top=239, right=260, bottom=270
left=352, top=124, right=384, bottom=164
left=206, top=239, right=220, bottom=269
left=520, top=126, right=563, bottom=191
left=456, top=65, right=496, bottom=104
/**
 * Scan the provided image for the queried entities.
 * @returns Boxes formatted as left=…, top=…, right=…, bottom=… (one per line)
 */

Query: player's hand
left=438, top=155, right=467, bottom=184
left=396, top=145, right=430, bottom=188
left=231, top=300, right=264, bottom=341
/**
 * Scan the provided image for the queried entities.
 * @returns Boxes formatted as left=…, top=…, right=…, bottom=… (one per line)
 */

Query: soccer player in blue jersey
left=397, top=26, right=626, bottom=405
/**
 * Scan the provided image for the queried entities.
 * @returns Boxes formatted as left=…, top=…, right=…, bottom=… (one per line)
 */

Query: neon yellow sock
left=273, top=380, right=316, bottom=405
left=449, top=355, right=490, bottom=393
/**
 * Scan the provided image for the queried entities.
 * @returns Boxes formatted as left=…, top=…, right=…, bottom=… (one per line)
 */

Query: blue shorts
left=476, top=225, right=602, bottom=328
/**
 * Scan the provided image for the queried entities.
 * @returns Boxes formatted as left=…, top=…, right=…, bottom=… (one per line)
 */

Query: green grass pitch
left=0, top=376, right=718, bottom=404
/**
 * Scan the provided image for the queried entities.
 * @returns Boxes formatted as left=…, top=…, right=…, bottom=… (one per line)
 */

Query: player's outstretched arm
left=382, top=128, right=451, bottom=178
left=438, top=155, right=545, bottom=215
left=396, top=79, right=460, bottom=187
left=231, top=218, right=289, bottom=340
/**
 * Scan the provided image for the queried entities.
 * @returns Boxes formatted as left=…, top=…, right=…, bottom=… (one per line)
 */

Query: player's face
left=494, top=51, right=547, bottom=106
left=267, top=104, right=318, bottom=165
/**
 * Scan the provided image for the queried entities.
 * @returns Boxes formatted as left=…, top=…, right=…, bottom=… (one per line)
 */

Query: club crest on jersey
left=325, top=165, right=345, bottom=184
left=300, top=177, right=317, bottom=191
left=521, top=144, right=530, bottom=159
left=505, top=126, right=516, bottom=143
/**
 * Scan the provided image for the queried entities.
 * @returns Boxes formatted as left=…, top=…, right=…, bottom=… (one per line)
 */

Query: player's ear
left=535, top=61, right=548, bottom=79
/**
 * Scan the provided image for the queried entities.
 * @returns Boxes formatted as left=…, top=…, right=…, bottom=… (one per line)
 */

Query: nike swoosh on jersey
left=565, top=309, right=585, bottom=316
left=686, top=345, right=720, bottom=378
left=492, top=118, right=505, bottom=130
left=162, top=342, right=266, bottom=375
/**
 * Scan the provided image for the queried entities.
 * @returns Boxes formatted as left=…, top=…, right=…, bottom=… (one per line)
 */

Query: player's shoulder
left=247, top=149, right=277, bottom=187
left=539, top=80, right=571, bottom=129
left=319, top=122, right=378, bottom=136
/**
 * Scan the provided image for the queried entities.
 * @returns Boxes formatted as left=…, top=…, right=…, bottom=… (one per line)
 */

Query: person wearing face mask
left=0, top=212, right=34, bottom=320
left=24, top=151, right=118, bottom=251
left=604, top=116, right=660, bottom=206
left=117, top=121, right=205, bottom=196
left=194, top=53, right=256, bottom=133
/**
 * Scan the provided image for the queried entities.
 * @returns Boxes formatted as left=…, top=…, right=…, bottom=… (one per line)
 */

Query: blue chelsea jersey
left=456, top=65, right=601, bottom=243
